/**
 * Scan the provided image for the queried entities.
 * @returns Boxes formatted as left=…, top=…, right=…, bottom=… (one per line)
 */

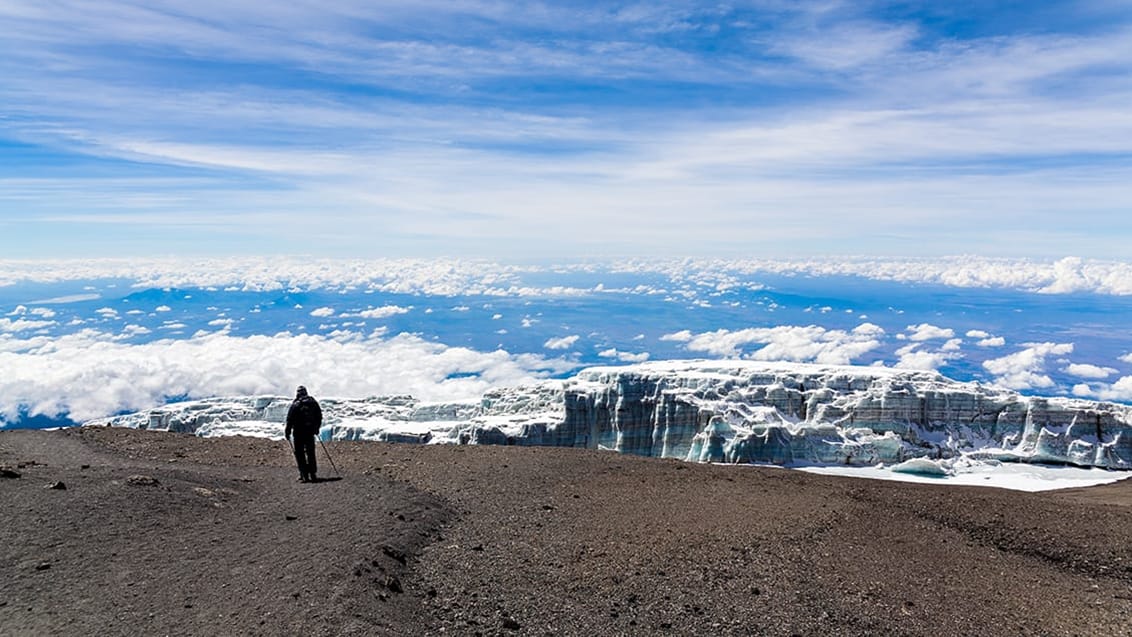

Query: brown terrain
left=2, top=426, right=1132, bottom=636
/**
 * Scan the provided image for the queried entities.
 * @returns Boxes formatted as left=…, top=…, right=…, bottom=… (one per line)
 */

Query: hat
left=296, top=385, right=308, bottom=397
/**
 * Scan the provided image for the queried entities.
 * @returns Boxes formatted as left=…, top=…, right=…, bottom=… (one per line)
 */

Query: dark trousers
left=293, top=434, right=317, bottom=479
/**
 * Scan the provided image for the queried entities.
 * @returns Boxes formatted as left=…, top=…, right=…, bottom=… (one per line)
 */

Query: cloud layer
left=1, top=2, right=1131, bottom=258
left=0, top=328, right=572, bottom=423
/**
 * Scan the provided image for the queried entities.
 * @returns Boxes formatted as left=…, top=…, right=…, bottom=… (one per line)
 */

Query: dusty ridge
left=3, top=427, right=1132, bottom=636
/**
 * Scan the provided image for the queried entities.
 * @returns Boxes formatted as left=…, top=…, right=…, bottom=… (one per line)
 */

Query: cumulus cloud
left=902, top=323, right=955, bottom=342
left=1074, top=376, right=1132, bottom=402
left=893, top=343, right=959, bottom=371
left=941, top=338, right=963, bottom=352
left=309, top=306, right=335, bottom=317
left=0, top=330, right=574, bottom=424
left=1063, top=363, right=1118, bottom=380
left=680, top=323, right=884, bottom=365
left=0, top=317, right=57, bottom=333
left=343, top=305, right=410, bottom=319
left=982, top=342, right=1073, bottom=390
left=1120, top=353, right=1132, bottom=364
left=544, top=335, right=580, bottom=350
left=965, top=330, right=1006, bottom=347
left=598, top=348, right=650, bottom=363
left=660, top=330, right=694, bottom=342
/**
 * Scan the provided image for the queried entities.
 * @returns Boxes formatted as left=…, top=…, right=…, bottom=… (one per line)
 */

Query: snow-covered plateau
left=85, top=360, right=1132, bottom=488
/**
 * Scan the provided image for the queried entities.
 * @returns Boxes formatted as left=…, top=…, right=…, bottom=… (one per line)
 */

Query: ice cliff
left=85, top=360, right=1132, bottom=471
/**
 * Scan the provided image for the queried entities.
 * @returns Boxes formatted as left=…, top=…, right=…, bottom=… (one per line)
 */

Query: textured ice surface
left=86, top=360, right=1132, bottom=478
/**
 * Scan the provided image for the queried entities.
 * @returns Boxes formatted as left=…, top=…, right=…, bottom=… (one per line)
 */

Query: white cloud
left=0, top=318, right=56, bottom=332
left=345, top=305, right=410, bottom=319
left=893, top=341, right=961, bottom=371
left=659, top=329, right=693, bottom=342
left=155, top=305, right=171, bottom=312
left=1078, top=376, right=1132, bottom=402
left=680, top=323, right=884, bottom=365
left=966, top=329, right=990, bottom=338
left=0, top=329, right=574, bottom=424
left=904, top=323, right=955, bottom=342
left=982, top=342, right=1074, bottom=390
left=121, top=325, right=151, bottom=337
left=1063, top=363, right=1118, bottom=380
left=1120, top=353, right=1132, bottom=364
left=6, top=257, right=1132, bottom=298
left=976, top=336, right=1006, bottom=348
left=598, top=348, right=650, bottom=363
left=894, top=348, right=954, bottom=371
left=940, top=338, right=963, bottom=352
left=309, top=306, right=335, bottom=317
left=544, top=335, right=580, bottom=350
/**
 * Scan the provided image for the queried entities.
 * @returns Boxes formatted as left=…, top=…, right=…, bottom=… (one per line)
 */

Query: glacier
left=84, top=360, right=1132, bottom=475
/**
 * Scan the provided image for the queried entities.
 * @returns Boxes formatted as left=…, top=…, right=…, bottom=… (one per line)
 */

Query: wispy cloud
left=2, top=2, right=1131, bottom=257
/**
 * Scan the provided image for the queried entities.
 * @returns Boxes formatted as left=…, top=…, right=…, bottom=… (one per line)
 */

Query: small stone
left=284, top=515, right=298, bottom=521
left=382, top=545, right=407, bottom=565
left=126, top=475, right=159, bottom=486
left=46, top=481, right=66, bottom=490
left=1, top=467, right=20, bottom=479
left=501, top=616, right=520, bottom=631
left=34, top=562, right=51, bottom=571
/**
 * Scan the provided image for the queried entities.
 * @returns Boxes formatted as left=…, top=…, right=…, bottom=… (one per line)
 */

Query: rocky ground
left=2, top=427, right=1132, bottom=636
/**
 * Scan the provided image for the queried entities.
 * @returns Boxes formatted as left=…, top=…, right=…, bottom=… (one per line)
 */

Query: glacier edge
left=84, top=360, right=1132, bottom=471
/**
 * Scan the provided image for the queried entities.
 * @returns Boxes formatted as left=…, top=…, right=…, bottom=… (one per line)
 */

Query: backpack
left=295, top=397, right=319, bottom=432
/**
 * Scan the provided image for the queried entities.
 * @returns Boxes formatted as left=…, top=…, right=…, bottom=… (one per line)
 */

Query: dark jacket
left=285, top=395, right=323, bottom=438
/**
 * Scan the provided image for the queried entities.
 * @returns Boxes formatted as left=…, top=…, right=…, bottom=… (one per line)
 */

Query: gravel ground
left=3, top=427, right=1132, bottom=636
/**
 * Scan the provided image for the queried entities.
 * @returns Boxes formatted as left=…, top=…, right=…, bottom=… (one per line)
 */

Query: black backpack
left=296, top=397, right=318, bottom=432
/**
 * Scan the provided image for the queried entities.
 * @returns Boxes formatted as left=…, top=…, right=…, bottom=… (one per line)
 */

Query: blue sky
left=2, top=1, right=1130, bottom=259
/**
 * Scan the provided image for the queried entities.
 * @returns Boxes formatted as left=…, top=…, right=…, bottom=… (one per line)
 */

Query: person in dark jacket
left=285, top=385, right=323, bottom=483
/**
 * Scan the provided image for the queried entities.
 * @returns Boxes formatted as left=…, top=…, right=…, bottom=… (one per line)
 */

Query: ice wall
left=85, top=360, right=1132, bottom=470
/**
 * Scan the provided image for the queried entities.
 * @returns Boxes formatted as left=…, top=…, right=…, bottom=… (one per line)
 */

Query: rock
left=1, top=467, right=20, bottom=479
left=46, top=481, right=66, bottom=490
left=501, top=616, right=520, bottom=630
left=126, top=475, right=159, bottom=486
left=382, top=545, right=407, bottom=565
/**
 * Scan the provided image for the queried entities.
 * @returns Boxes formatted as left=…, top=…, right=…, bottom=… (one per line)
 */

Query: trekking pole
left=318, top=437, right=342, bottom=478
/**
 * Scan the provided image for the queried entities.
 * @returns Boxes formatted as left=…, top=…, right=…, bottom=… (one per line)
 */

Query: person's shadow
left=310, top=476, right=343, bottom=483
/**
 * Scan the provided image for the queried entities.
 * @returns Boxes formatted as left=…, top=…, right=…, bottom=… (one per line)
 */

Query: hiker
left=285, top=385, right=323, bottom=482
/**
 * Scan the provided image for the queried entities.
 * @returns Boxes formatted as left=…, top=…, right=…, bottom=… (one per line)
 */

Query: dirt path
left=1, top=429, right=449, bottom=636
left=3, top=427, right=1132, bottom=636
